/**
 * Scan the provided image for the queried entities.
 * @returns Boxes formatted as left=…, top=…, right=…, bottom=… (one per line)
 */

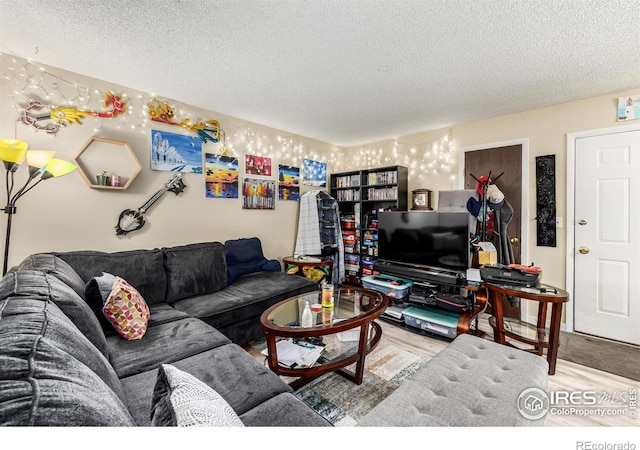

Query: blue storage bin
left=361, top=274, right=413, bottom=299
left=402, top=306, right=459, bottom=339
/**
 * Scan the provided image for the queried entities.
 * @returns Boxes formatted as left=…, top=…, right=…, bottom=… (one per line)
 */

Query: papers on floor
left=261, top=339, right=324, bottom=368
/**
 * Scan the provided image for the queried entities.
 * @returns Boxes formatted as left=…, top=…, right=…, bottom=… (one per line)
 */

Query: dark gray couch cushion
left=17, top=253, right=86, bottom=299
left=107, top=317, right=231, bottom=378
left=172, top=271, right=318, bottom=329
left=0, top=270, right=109, bottom=358
left=0, top=295, right=133, bottom=426
left=120, top=343, right=293, bottom=426
left=173, top=271, right=318, bottom=344
left=240, top=393, right=331, bottom=427
left=147, top=303, right=191, bottom=327
left=162, top=242, right=227, bottom=304
left=53, top=248, right=167, bottom=305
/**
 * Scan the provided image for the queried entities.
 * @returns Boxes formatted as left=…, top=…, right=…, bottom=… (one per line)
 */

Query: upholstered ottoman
left=358, top=334, right=549, bottom=426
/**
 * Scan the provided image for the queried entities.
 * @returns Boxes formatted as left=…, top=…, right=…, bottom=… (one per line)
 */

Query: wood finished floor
left=378, top=315, right=639, bottom=427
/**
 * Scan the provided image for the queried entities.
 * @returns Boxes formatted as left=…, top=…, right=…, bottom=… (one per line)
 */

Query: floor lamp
left=0, top=139, right=77, bottom=275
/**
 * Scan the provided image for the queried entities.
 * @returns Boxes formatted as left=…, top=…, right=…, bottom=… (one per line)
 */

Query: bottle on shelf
left=301, top=301, right=313, bottom=328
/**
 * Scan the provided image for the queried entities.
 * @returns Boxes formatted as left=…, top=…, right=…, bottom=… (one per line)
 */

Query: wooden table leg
left=351, top=323, right=371, bottom=384
left=492, top=292, right=506, bottom=344
left=546, top=303, right=563, bottom=375
left=535, top=303, right=548, bottom=356
left=336, top=321, right=382, bottom=385
left=265, top=334, right=278, bottom=371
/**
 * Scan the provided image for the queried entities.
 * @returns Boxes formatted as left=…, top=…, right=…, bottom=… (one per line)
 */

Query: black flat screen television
left=377, top=211, right=470, bottom=273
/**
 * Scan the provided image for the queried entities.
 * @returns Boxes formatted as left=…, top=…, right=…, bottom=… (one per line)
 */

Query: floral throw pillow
left=102, top=276, right=150, bottom=340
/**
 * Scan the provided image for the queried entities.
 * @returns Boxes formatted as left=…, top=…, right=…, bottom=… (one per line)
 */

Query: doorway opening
left=459, top=138, right=529, bottom=321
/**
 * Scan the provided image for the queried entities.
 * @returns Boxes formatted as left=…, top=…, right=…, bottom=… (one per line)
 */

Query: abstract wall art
left=242, top=178, right=276, bottom=210
left=302, top=158, right=326, bottom=187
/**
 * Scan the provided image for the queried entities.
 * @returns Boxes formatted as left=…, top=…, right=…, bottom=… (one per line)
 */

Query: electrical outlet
left=556, top=217, right=563, bottom=228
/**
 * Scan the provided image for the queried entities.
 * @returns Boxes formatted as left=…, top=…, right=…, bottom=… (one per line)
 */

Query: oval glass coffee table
left=260, top=286, right=387, bottom=389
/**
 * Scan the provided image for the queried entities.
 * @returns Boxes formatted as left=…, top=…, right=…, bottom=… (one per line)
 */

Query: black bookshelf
left=330, top=166, right=408, bottom=285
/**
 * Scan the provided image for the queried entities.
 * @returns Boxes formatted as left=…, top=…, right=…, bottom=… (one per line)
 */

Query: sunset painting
left=205, top=153, right=239, bottom=198
left=278, top=164, right=300, bottom=201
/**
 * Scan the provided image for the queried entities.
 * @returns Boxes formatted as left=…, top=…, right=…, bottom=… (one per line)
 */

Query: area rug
left=292, top=344, right=427, bottom=426
left=557, top=331, right=640, bottom=382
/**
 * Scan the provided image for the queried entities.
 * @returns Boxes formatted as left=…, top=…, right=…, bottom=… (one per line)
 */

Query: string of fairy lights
left=1, top=53, right=456, bottom=182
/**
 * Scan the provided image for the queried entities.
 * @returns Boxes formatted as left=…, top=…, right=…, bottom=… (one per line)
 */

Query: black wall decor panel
left=536, top=155, right=556, bottom=247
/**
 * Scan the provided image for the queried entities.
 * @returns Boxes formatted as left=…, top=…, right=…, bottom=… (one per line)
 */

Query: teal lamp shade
left=0, top=139, right=29, bottom=170
left=41, top=159, right=77, bottom=180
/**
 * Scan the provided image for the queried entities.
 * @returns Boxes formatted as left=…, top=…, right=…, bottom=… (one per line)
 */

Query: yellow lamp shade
left=0, top=139, right=28, bottom=164
left=41, top=159, right=77, bottom=179
left=26, top=150, right=56, bottom=169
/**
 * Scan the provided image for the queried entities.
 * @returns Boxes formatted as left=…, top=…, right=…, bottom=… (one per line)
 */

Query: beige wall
left=343, top=90, right=640, bottom=291
left=0, top=54, right=338, bottom=267
left=2, top=53, right=639, bottom=298
left=339, top=88, right=640, bottom=327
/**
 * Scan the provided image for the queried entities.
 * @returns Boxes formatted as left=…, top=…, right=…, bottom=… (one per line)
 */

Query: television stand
left=380, top=284, right=488, bottom=340
left=373, top=261, right=464, bottom=286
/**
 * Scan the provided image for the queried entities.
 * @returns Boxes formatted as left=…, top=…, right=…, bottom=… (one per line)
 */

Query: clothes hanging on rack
left=294, top=190, right=322, bottom=256
left=294, top=190, right=345, bottom=285
left=468, top=175, right=519, bottom=308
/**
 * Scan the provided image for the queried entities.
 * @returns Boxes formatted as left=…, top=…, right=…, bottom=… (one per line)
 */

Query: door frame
left=459, top=138, right=530, bottom=322
left=566, top=122, right=640, bottom=334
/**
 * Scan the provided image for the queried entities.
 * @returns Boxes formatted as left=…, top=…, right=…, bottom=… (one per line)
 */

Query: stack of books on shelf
left=367, top=170, right=398, bottom=185
left=362, top=231, right=378, bottom=256
left=362, top=257, right=377, bottom=276
left=335, top=188, right=360, bottom=201
left=366, top=186, right=398, bottom=201
left=342, top=232, right=358, bottom=254
left=335, top=174, right=360, bottom=188
left=344, top=254, right=361, bottom=273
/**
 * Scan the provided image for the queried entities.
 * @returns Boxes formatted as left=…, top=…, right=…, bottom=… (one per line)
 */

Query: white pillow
left=151, top=364, right=244, bottom=427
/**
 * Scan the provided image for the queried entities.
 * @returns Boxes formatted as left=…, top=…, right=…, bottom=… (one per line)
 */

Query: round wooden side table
left=283, top=256, right=333, bottom=284
left=485, top=282, right=569, bottom=375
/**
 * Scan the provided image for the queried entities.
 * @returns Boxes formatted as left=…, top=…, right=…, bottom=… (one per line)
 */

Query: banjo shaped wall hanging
left=115, top=173, right=186, bottom=236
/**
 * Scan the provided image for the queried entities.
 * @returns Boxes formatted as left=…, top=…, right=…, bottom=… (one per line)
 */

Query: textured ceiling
left=1, top=0, right=640, bottom=147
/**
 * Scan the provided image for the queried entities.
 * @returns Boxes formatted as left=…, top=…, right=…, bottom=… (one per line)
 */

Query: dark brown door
left=464, top=144, right=523, bottom=318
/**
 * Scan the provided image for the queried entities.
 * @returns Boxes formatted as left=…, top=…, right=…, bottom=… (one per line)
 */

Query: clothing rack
left=294, top=190, right=345, bottom=285
left=469, top=170, right=504, bottom=241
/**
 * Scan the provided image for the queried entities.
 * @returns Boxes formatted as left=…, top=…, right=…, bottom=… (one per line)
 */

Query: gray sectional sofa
left=0, top=237, right=550, bottom=427
left=0, top=239, right=330, bottom=426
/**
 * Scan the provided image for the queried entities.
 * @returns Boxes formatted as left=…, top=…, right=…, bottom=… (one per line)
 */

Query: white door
left=574, top=130, right=640, bottom=345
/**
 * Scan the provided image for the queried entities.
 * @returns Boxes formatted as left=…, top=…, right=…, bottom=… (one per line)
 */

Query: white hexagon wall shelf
left=73, top=136, right=142, bottom=190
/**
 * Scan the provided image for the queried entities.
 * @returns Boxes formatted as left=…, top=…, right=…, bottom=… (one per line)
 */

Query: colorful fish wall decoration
left=19, top=92, right=128, bottom=135
left=147, top=98, right=221, bottom=143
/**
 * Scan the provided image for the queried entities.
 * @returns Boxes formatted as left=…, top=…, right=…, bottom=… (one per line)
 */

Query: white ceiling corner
left=1, top=0, right=639, bottom=147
